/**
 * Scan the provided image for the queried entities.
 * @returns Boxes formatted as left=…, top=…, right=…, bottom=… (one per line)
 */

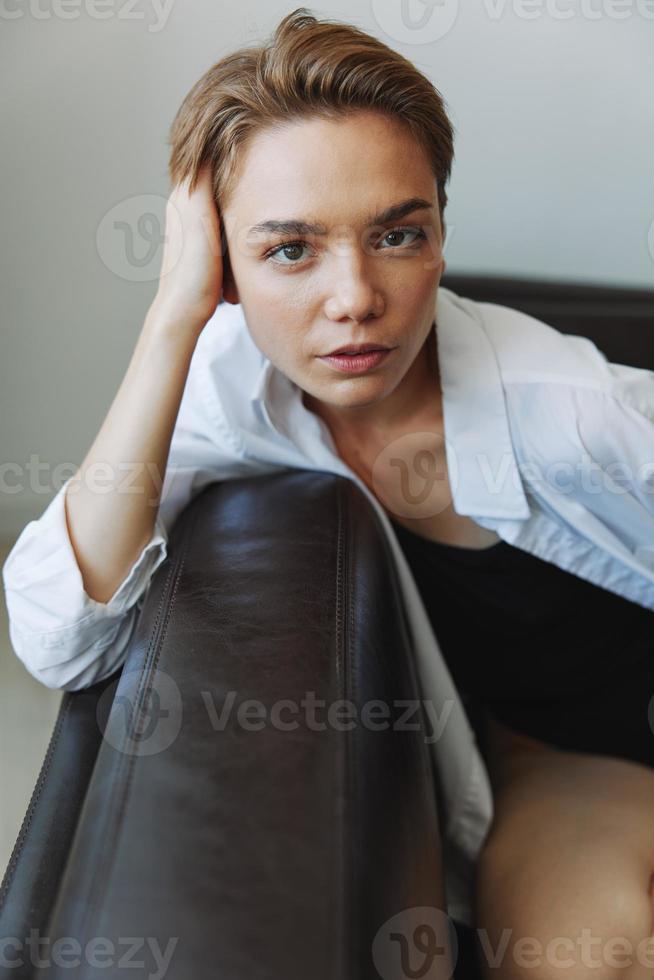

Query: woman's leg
left=474, top=711, right=654, bottom=980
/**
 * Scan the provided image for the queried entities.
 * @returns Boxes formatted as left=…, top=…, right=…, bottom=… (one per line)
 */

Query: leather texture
left=2, top=473, right=448, bottom=979
left=0, top=678, right=114, bottom=980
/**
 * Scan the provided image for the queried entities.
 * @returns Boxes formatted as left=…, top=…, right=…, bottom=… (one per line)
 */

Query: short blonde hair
left=168, top=6, right=455, bottom=235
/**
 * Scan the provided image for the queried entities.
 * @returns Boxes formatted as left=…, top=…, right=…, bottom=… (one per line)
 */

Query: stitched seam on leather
left=72, top=504, right=199, bottom=956
left=345, top=488, right=358, bottom=973
left=0, top=694, right=74, bottom=912
left=390, top=555, right=442, bottom=825
left=382, top=513, right=445, bottom=831
left=330, top=481, right=347, bottom=980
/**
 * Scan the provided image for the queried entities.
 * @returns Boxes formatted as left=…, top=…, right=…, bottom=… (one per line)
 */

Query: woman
left=4, top=8, right=654, bottom=977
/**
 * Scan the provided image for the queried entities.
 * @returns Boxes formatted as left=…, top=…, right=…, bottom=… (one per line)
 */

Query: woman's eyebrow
left=248, top=197, right=434, bottom=237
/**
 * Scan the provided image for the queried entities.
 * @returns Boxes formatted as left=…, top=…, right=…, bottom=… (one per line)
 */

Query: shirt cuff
left=2, top=475, right=169, bottom=640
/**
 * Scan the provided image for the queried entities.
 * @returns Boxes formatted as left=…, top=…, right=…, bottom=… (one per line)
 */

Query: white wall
left=1, top=0, right=652, bottom=537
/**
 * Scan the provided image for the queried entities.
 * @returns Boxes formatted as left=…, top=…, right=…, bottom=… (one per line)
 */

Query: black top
left=390, top=517, right=654, bottom=763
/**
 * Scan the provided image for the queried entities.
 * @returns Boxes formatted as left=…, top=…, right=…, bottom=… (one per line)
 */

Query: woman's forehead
left=232, top=112, right=427, bottom=180
left=225, top=128, right=435, bottom=224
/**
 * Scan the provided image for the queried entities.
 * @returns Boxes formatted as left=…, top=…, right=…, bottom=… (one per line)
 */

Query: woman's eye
left=266, top=241, right=312, bottom=265
left=264, top=226, right=426, bottom=266
left=380, top=227, right=426, bottom=249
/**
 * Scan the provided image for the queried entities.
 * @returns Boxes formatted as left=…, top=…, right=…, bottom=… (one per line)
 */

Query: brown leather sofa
left=1, top=274, right=652, bottom=980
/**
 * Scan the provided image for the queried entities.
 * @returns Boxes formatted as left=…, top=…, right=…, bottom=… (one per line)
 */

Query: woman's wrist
left=143, top=294, right=209, bottom=348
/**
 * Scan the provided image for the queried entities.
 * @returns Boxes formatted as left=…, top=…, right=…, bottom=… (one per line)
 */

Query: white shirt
left=4, top=285, right=654, bottom=927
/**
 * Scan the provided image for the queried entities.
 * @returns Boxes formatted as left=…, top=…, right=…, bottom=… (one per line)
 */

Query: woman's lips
left=318, top=348, right=394, bottom=374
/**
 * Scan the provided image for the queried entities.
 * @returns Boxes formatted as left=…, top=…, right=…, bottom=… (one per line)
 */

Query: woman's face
left=220, top=109, right=446, bottom=428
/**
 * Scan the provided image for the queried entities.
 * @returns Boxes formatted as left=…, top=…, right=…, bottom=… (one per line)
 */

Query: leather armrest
left=2, top=471, right=452, bottom=979
left=0, top=673, right=118, bottom=980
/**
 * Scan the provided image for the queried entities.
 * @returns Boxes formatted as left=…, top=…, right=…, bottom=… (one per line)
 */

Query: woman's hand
left=151, top=164, right=225, bottom=335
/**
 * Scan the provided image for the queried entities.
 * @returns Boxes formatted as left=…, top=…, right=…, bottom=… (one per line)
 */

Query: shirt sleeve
left=569, top=365, right=654, bottom=563
left=1, top=338, right=248, bottom=692
left=516, top=360, right=654, bottom=569
left=1, top=476, right=169, bottom=691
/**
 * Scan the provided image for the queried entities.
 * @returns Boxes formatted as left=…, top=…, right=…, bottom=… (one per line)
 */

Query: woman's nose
left=324, top=255, right=384, bottom=322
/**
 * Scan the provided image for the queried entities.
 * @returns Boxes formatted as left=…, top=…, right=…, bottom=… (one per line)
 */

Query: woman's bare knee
left=473, top=715, right=654, bottom=977
left=473, top=832, right=654, bottom=980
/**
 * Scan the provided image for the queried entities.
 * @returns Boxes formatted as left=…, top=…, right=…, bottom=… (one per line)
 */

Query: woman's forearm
left=64, top=300, right=204, bottom=604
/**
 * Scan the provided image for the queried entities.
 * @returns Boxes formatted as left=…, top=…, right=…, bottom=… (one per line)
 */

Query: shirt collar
left=435, top=287, right=530, bottom=520
left=250, top=349, right=341, bottom=465
left=250, top=353, right=286, bottom=434
left=249, top=286, right=530, bottom=520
